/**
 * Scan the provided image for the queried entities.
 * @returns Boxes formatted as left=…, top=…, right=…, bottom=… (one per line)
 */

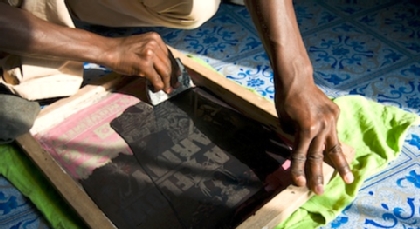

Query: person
left=0, top=0, right=353, bottom=195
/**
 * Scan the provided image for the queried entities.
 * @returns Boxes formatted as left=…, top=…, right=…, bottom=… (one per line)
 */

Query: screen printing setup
left=14, top=47, right=354, bottom=229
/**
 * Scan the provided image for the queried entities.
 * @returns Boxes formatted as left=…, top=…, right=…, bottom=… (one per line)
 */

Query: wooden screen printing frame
left=15, top=47, right=354, bottom=229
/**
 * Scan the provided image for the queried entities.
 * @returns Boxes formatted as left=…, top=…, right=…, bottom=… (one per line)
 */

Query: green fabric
left=0, top=144, right=87, bottom=229
left=276, top=96, right=420, bottom=229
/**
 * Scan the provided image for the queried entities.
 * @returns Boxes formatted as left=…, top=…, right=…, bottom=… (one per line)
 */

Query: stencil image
left=81, top=88, right=291, bottom=229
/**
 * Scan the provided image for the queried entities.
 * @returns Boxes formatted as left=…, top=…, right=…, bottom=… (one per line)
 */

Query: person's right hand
left=102, top=32, right=180, bottom=94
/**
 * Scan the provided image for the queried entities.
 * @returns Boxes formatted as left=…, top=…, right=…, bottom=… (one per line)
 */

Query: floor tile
left=216, top=49, right=275, bottom=100
left=293, top=0, right=341, bottom=33
left=405, top=128, right=420, bottom=158
left=0, top=177, right=50, bottom=229
left=322, top=163, right=420, bottom=229
left=319, top=0, right=395, bottom=16
left=346, top=61, right=420, bottom=114
left=304, top=22, right=409, bottom=89
left=357, top=0, right=420, bottom=55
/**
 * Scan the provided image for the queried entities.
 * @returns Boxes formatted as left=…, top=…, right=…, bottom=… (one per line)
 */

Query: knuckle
left=328, top=115, right=336, bottom=125
left=331, top=103, right=340, bottom=119
left=321, top=116, right=334, bottom=131
left=144, top=47, right=155, bottom=57
left=147, top=32, right=161, bottom=40
left=307, top=154, right=324, bottom=163
left=291, top=153, right=307, bottom=163
left=326, top=144, right=341, bottom=156
left=319, top=118, right=328, bottom=130
left=320, top=109, right=338, bottom=129
left=146, top=40, right=159, bottom=49
left=301, top=125, right=317, bottom=138
left=291, top=169, right=304, bottom=177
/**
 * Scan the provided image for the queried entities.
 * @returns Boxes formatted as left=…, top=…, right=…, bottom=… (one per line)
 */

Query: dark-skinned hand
left=243, top=0, right=354, bottom=195
left=103, top=32, right=180, bottom=94
left=0, top=5, right=179, bottom=93
left=276, top=81, right=354, bottom=195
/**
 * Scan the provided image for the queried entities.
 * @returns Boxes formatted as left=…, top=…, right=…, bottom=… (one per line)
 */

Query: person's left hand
left=274, top=76, right=353, bottom=195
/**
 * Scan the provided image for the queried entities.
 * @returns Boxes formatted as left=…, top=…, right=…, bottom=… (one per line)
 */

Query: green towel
left=276, top=96, right=420, bottom=229
left=0, top=144, right=87, bottom=229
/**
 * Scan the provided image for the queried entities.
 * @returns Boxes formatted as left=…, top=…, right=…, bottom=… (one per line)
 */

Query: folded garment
left=0, top=94, right=40, bottom=143
left=277, top=96, right=420, bottom=229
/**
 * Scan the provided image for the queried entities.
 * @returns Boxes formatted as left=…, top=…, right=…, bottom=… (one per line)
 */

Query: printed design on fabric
left=35, top=93, right=140, bottom=179
left=84, top=88, right=285, bottom=229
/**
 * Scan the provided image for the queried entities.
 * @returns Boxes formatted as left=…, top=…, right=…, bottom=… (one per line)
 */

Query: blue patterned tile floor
left=0, top=178, right=50, bottom=229
left=1, top=0, right=419, bottom=228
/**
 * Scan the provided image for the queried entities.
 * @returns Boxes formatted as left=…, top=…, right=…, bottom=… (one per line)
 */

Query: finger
left=152, top=45, right=173, bottom=93
left=145, top=32, right=172, bottom=92
left=290, top=130, right=312, bottom=187
left=306, top=135, right=325, bottom=195
left=145, top=60, right=165, bottom=92
left=325, top=132, right=354, bottom=184
left=155, top=39, right=182, bottom=87
left=153, top=54, right=172, bottom=93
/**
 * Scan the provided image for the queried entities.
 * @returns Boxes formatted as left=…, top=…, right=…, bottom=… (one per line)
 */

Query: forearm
left=0, top=3, right=113, bottom=64
left=244, top=0, right=314, bottom=95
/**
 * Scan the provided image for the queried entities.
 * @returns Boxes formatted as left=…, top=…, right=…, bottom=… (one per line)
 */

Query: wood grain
left=15, top=134, right=116, bottom=229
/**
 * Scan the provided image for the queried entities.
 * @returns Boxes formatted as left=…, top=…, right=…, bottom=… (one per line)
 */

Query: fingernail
left=344, top=173, right=354, bottom=183
left=315, top=184, right=324, bottom=195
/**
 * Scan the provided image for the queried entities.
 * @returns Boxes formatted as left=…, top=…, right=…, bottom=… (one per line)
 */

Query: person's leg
left=0, top=0, right=84, bottom=101
left=66, top=0, right=221, bottom=29
left=0, top=91, right=40, bottom=143
left=0, top=0, right=80, bottom=142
